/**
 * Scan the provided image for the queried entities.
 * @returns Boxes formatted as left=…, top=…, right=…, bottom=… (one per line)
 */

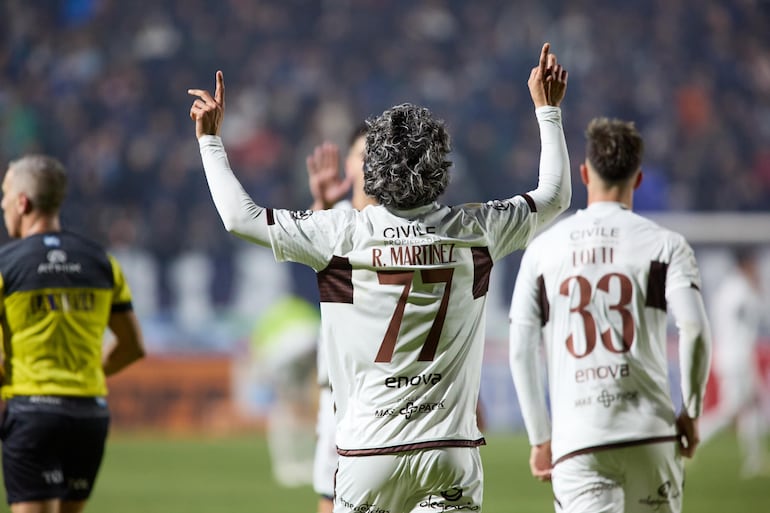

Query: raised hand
left=546, top=51, right=568, bottom=107
left=528, top=43, right=568, bottom=108
left=307, top=142, right=353, bottom=210
left=188, top=70, right=226, bottom=139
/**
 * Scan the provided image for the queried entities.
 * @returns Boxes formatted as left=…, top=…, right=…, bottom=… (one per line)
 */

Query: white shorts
left=334, top=447, right=483, bottom=513
left=551, top=441, right=683, bottom=513
left=313, top=387, right=338, bottom=498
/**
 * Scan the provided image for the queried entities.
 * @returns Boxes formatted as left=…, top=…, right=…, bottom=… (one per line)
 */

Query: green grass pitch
left=0, top=432, right=767, bottom=512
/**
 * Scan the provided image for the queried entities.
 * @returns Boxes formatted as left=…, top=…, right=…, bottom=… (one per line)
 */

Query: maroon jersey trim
left=317, top=256, right=354, bottom=304
left=471, top=247, right=493, bottom=299
left=520, top=193, right=537, bottom=213
left=645, top=261, right=668, bottom=311
left=553, top=435, right=679, bottom=466
left=337, top=437, right=486, bottom=456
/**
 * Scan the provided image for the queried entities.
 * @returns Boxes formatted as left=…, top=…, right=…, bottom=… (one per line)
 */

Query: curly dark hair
left=363, top=103, right=451, bottom=209
left=585, top=117, right=644, bottom=184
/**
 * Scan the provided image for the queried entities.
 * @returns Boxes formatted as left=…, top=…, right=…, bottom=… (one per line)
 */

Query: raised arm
left=189, top=71, right=272, bottom=246
left=525, top=43, right=571, bottom=228
left=307, top=142, right=353, bottom=211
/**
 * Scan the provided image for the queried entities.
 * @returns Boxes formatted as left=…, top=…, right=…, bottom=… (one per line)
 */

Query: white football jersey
left=268, top=198, right=538, bottom=453
left=316, top=199, right=354, bottom=388
left=510, top=202, right=702, bottom=462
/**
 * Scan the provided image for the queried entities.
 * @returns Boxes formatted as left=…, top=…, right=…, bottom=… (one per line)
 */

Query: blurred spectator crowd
left=1, top=0, right=769, bottom=348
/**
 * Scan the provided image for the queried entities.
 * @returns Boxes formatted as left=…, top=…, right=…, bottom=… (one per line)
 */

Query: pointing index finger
left=215, top=70, right=225, bottom=106
left=539, top=42, right=550, bottom=76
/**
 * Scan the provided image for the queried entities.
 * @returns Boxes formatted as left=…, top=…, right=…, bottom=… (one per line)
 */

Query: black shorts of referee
left=0, top=395, right=110, bottom=504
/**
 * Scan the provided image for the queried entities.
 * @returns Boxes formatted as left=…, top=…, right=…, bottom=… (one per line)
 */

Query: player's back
left=0, top=231, right=130, bottom=399
left=523, top=202, right=701, bottom=460
left=269, top=198, right=537, bottom=454
left=321, top=204, right=497, bottom=454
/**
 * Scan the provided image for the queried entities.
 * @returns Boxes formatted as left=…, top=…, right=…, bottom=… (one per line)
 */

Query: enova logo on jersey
left=384, top=373, right=442, bottom=388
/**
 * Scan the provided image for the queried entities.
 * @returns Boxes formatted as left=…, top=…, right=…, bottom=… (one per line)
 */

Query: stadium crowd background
left=1, top=0, right=769, bottom=354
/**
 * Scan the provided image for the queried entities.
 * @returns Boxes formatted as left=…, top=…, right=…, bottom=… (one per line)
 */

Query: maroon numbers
left=374, top=269, right=454, bottom=363
left=559, top=272, right=635, bottom=358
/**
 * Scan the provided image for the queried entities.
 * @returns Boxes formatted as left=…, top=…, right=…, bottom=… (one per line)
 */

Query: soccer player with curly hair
left=190, top=43, right=569, bottom=513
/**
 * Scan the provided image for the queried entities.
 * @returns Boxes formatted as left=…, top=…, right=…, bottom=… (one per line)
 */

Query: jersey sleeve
left=509, top=241, right=544, bottom=327
left=665, top=233, right=711, bottom=418
left=509, top=242, right=552, bottom=445
left=268, top=208, right=354, bottom=271
left=668, top=286, right=712, bottom=418
left=665, top=234, right=702, bottom=295
left=200, top=135, right=354, bottom=271
left=475, top=197, right=539, bottom=261
left=199, top=135, right=272, bottom=246
left=480, top=106, right=571, bottom=261
left=523, top=106, right=571, bottom=228
left=108, top=255, right=133, bottom=312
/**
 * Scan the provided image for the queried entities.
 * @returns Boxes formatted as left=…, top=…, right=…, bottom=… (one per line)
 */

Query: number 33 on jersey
left=510, top=203, right=703, bottom=459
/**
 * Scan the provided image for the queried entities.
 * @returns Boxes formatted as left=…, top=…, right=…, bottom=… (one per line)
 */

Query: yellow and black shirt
left=0, top=231, right=133, bottom=399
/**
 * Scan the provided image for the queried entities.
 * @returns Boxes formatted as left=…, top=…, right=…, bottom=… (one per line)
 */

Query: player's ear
left=633, top=170, right=643, bottom=190
left=18, top=193, right=33, bottom=215
left=579, top=163, right=589, bottom=186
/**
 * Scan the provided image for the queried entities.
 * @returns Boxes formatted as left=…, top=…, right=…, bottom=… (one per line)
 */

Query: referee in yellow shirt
left=0, top=155, right=145, bottom=513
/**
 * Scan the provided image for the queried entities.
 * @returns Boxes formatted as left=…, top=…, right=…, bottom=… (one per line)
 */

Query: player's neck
left=583, top=166, right=638, bottom=210
left=586, top=188, right=634, bottom=209
left=21, top=214, right=61, bottom=238
left=352, top=189, right=377, bottom=210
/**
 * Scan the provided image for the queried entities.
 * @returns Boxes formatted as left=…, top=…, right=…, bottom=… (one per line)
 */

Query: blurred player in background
left=306, top=124, right=374, bottom=513
left=0, top=155, right=145, bottom=513
left=700, top=247, right=768, bottom=477
left=307, top=124, right=371, bottom=213
left=250, top=295, right=321, bottom=487
left=509, top=118, right=712, bottom=513
left=189, top=42, right=569, bottom=513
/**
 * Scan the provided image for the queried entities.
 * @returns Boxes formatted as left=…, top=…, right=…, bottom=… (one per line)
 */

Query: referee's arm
left=103, top=310, right=145, bottom=377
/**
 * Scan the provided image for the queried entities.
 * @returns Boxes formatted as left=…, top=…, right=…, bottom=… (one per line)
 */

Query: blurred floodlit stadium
left=1, top=0, right=769, bottom=509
